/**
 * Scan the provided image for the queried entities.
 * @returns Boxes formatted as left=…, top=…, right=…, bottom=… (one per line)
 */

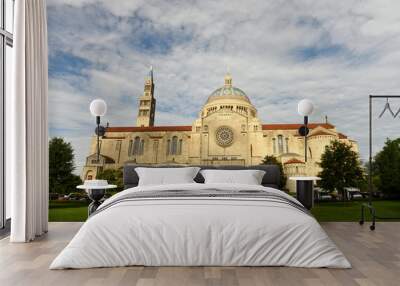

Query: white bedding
left=50, top=183, right=351, bottom=269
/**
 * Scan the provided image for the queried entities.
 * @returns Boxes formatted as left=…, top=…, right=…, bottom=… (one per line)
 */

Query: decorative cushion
left=200, top=169, right=266, bottom=185
left=135, top=167, right=201, bottom=186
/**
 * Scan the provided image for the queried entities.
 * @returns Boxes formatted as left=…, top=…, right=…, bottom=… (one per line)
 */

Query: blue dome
left=210, top=86, right=248, bottom=97
left=207, top=86, right=251, bottom=104
left=206, top=73, right=251, bottom=104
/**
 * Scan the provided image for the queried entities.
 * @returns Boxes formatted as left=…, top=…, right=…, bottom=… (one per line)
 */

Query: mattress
left=50, top=183, right=350, bottom=269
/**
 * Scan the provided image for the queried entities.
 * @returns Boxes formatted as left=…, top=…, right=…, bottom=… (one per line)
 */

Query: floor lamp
left=89, top=99, right=107, bottom=163
left=360, top=95, right=400, bottom=231
left=297, top=99, right=314, bottom=162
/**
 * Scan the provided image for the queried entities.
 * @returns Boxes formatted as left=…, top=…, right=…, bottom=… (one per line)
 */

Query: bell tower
left=136, top=66, right=156, bottom=127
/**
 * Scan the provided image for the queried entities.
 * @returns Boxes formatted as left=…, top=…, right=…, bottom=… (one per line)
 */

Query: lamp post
left=290, top=99, right=316, bottom=210
left=80, top=99, right=109, bottom=215
left=297, top=99, right=314, bottom=162
left=89, top=99, right=107, bottom=163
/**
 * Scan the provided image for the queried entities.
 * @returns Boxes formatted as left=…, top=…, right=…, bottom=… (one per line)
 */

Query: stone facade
left=82, top=71, right=358, bottom=192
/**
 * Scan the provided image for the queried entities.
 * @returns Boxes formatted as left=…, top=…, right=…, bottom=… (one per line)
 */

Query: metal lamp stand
left=293, top=116, right=316, bottom=209
left=360, top=95, right=400, bottom=231
left=304, top=115, right=308, bottom=162
left=94, top=116, right=106, bottom=174
left=96, top=115, right=100, bottom=163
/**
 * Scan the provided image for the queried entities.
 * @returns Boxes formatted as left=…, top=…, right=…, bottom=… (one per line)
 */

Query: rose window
left=215, top=126, right=234, bottom=147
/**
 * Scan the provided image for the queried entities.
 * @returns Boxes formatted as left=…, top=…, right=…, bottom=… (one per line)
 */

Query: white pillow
left=135, top=167, right=201, bottom=186
left=200, top=169, right=266, bottom=185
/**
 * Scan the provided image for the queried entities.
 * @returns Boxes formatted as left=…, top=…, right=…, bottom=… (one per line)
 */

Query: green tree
left=97, top=168, right=124, bottom=192
left=49, top=137, right=82, bottom=195
left=261, top=155, right=287, bottom=189
left=318, top=140, right=364, bottom=202
left=363, top=161, right=379, bottom=193
left=374, top=138, right=400, bottom=198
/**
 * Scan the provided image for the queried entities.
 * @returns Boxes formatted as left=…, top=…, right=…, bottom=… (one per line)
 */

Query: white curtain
left=8, top=0, right=48, bottom=242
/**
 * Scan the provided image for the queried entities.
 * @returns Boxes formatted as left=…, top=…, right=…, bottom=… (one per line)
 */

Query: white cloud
left=47, top=0, right=400, bottom=173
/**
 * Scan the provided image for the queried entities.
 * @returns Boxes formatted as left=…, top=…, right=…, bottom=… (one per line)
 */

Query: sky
left=47, top=0, right=400, bottom=175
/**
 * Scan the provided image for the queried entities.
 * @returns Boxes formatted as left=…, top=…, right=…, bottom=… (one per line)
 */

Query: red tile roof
left=106, top=126, right=192, bottom=132
left=284, top=158, right=305, bottom=165
left=338, top=133, right=348, bottom=139
left=106, top=123, right=334, bottom=133
left=309, top=130, right=334, bottom=137
left=262, top=123, right=334, bottom=130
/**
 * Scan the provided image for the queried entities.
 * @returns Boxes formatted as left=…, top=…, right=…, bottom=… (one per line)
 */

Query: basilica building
left=82, top=69, right=358, bottom=191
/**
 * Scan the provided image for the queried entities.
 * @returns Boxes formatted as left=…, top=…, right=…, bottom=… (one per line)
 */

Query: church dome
left=210, top=86, right=248, bottom=98
left=206, top=73, right=251, bottom=104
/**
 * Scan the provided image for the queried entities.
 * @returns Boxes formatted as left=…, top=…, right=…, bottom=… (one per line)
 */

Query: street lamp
left=297, top=99, right=314, bottom=162
left=90, top=99, right=107, bottom=163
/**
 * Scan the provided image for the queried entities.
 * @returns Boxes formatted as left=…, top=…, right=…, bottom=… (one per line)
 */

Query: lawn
left=311, top=200, right=400, bottom=221
left=49, top=200, right=89, bottom=222
left=49, top=199, right=400, bottom=222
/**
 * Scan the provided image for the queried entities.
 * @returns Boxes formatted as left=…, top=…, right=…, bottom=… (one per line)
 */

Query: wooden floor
left=0, top=222, right=399, bottom=286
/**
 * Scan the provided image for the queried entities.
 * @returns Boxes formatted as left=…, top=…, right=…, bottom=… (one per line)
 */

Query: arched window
left=285, top=137, right=289, bottom=153
left=86, top=171, right=94, bottom=180
left=178, top=139, right=183, bottom=155
left=272, top=138, right=276, bottom=154
left=133, top=136, right=141, bottom=155
left=115, top=140, right=121, bottom=151
left=128, top=140, right=133, bottom=156
left=171, top=136, right=178, bottom=155
left=153, top=140, right=159, bottom=163
left=139, top=139, right=145, bottom=155
left=167, top=139, right=171, bottom=155
left=278, top=135, right=284, bottom=153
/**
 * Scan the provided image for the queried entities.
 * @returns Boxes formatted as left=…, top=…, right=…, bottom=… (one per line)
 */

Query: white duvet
left=50, top=183, right=351, bottom=269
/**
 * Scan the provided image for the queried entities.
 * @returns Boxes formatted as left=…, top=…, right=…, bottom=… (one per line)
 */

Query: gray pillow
left=135, top=167, right=201, bottom=186
left=200, top=169, right=266, bottom=185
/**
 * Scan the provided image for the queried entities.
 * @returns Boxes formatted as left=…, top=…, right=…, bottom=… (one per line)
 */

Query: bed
left=50, top=165, right=350, bottom=269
